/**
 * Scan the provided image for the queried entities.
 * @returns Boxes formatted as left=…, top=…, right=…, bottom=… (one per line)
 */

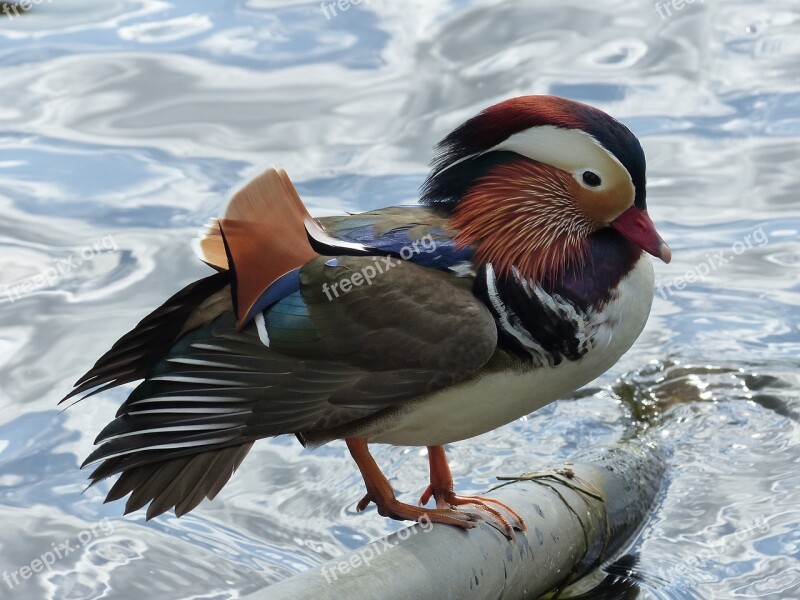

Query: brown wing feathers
left=66, top=167, right=320, bottom=519
left=65, top=270, right=257, bottom=519
left=60, top=271, right=230, bottom=405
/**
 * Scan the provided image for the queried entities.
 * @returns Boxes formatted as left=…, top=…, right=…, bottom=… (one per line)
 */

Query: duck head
left=421, top=95, right=671, bottom=283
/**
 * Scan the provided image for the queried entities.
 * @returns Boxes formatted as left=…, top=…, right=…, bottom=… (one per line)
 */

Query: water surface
left=0, top=1, right=798, bottom=598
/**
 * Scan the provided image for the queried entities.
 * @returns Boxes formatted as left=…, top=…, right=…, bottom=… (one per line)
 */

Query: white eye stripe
left=490, top=125, right=630, bottom=186
left=433, top=125, right=632, bottom=194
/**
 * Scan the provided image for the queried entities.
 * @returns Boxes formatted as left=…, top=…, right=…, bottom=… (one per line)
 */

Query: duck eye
left=582, top=171, right=602, bottom=187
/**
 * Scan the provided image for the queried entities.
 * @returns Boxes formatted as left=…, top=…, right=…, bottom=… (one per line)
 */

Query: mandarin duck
left=62, top=95, right=670, bottom=537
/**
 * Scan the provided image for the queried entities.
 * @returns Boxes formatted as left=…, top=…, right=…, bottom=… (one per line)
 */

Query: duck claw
left=418, top=485, right=526, bottom=539
left=358, top=491, right=481, bottom=529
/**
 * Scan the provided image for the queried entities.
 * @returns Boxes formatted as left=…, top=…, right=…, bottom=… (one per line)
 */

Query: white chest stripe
left=513, top=267, right=592, bottom=349
left=255, top=311, right=270, bottom=347
left=485, top=264, right=548, bottom=357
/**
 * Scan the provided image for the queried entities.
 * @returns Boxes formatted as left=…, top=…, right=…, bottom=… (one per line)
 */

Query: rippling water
left=0, top=1, right=798, bottom=598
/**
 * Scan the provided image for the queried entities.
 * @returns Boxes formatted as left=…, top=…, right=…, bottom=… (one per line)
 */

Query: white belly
left=366, top=256, right=655, bottom=446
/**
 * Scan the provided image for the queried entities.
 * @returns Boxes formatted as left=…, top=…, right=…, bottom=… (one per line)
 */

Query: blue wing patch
left=327, top=223, right=473, bottom=269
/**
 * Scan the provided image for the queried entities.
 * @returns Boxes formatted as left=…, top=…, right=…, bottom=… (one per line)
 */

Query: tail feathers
left=195, top=221, right=227, bottom=272
left=98, top=443, right=254, bottom=519
left=194, top=166, right=314, bottom=272
left=93, top=411, right=249, bottom=446
left=82, top=426, right=245, bottom=470
left=60, top=272, right=230, bottom=405
left=192, top=167, right=320, bottom=328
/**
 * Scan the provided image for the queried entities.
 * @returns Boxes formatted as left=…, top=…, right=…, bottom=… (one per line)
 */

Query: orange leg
left=346, top=438, right=479, bottom=529
left=418, top=445, right=526, bottom=538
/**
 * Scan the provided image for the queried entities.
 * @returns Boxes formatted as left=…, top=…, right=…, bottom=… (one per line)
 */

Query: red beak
left=610, top=206, right=671, bottom=264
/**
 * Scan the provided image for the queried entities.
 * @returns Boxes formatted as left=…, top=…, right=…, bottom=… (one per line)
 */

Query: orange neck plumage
left=450, top=160, right=596, bottom=284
